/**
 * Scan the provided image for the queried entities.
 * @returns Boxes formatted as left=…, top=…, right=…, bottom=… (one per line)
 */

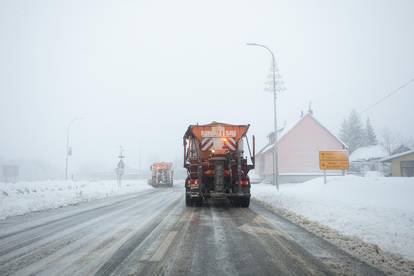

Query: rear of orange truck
left=183, top=122, right=255, bottom=207
left=148, top=162, right=174, bottom=187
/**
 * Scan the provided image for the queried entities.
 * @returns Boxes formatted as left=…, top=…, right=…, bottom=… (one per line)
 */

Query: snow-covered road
left=0, top=185, right=382, bottom=276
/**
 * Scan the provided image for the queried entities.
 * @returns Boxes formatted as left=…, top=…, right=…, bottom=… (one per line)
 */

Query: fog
left=1, top=0, right=413, bottom=179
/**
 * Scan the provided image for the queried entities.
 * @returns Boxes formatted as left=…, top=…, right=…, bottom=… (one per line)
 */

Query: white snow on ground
left=0, top=179, right=153, bottom=220
left=252, top=175, right=414, bottom=261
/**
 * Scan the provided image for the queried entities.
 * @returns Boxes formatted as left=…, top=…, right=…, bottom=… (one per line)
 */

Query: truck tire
left=239, top=198, right=250, bottom=208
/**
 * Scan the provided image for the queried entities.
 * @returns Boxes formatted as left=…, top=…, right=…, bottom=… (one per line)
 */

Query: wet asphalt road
left=0, top=185, right=383, bottom=276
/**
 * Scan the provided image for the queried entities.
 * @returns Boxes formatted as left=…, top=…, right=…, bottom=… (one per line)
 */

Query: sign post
left=319, top=151, right=349, bottom=184
left=116, top=147, right=125, bottom=187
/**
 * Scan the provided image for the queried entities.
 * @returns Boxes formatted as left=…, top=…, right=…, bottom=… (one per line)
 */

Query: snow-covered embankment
left=252, top=175, right=414, bottom=274
left=0, top=179, right=152, bottom=220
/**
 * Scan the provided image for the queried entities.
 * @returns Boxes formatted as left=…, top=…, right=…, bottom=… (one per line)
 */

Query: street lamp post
left=65, top=118, right=82, bottom=181
left=246, top=42, right=280, bottom=190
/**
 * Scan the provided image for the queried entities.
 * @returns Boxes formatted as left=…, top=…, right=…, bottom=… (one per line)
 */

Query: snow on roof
left=256, top=113, right=348, bottom=156
left=349, top=145, right=388, bottom=162
left=380, top=149, right=414, bottom=162
left=277, top=116, right=303, bottom=141
left=256, top=143, right=273, bottom=155
left=256, top=117, right=303, bottom=156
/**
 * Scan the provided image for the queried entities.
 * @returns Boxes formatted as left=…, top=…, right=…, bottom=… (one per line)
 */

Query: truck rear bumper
left=209, top=192, right=250, bottom=198
left=186, top=191, right=250, bottom=199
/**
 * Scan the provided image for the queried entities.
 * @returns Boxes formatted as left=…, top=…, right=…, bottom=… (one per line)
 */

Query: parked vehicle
left=183, top=122, right=255, bottom=207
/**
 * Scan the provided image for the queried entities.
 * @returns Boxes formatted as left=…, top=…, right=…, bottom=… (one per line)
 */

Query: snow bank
left=0, top=179, right=152, bottom=220
left=252, top=175, right=414, bottom=261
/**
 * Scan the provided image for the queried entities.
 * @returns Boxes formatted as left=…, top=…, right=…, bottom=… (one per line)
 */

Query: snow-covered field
left=252, top=175, right=414, bottom=261
left=0, top=179, right=153, bottom=220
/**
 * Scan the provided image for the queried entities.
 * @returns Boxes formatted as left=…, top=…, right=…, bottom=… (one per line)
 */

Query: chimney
left=308, top=102, right=313, bottom=115
left=267, top=132, right=275, bottom=144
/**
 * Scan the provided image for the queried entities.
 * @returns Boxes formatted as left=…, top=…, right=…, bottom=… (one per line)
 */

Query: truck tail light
left=240, top=180, right=249, bottom=186
left=188, top=179, right=199, bottom=187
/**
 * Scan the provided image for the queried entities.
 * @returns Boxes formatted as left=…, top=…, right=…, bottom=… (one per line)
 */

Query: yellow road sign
left=319, top=151, right=348, bottom=161
left=320, top=160, right=349, bottom=170
left=319, top=151, right=349, bottom=170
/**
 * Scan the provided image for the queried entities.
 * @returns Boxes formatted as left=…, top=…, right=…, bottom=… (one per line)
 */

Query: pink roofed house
left=255, top=110, right=348, bottom=183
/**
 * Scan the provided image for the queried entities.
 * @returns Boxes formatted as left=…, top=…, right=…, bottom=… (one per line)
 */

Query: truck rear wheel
left=185, top=194, right=191, bottom=206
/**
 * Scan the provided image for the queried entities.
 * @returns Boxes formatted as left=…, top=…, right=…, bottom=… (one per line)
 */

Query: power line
left=361, top=77, right=414, bottom=114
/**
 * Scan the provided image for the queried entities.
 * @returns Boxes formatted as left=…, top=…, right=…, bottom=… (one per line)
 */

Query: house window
left=400, top=161, right=414, bottom=177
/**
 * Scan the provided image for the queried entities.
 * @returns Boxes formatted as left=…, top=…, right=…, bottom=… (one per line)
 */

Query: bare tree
left=380, top=128, right=400, bottom=155
left=406, top=137, right=414, bottom=149
left=397, top=136, right=414, bottom=152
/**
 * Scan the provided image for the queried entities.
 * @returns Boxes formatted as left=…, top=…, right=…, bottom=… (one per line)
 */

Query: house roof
left=256, top=113, right=348, bottom=156
left=349, top=145, right=388, bottom=162
left=380, top=149, right=414, bottom=162
left=256, top=142, right=274, bottom=155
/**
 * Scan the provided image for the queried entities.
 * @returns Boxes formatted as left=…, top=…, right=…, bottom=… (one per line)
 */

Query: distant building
left=349, top=145, right=388, bottom=175
left=380, top=149, right=414, bottom=177
left=255, top=111, right=347, bottom=183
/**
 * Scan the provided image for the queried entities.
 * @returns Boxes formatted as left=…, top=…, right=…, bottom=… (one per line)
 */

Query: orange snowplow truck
left=148, top=162, right=174, bottom=187
left=183, top=122, right=255, bottom=207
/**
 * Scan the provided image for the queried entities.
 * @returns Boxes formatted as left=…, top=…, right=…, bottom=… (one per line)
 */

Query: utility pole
left=138, top=149, right=142, bottom=179
left=65, top=118, right=82, bottom=181
left=246, top=43, right=285, bottom=190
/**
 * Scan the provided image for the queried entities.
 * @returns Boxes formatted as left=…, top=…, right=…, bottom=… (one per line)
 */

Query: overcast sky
left=0, top=0, right=413, bottom=176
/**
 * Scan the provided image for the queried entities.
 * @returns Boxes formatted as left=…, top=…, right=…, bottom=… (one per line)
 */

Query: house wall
left=391, top=152, right=414, bottom=176
left=259, top=116, right=345, bottom=177
left=256, top=153, right=267, bottom=177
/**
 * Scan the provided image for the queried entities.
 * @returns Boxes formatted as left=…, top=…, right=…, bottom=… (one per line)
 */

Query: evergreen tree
left=339, top=118, right=350, bottom=146
left=364, top=118, right=378, bottom=146
left=339, top=110, right=364, bottom=153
